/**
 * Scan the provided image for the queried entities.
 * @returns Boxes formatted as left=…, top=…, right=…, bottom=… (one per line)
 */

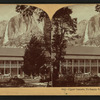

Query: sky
left=0, top=4, right=45, bottom=32
left=0, top=4, right=99, bottom=23
left=0, top=4, right=18, bottom=21
left=68, top=4, right=99, bottom=23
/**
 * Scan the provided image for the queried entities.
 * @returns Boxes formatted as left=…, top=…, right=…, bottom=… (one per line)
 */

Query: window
left=99, top=67, right=100, bottom=73
left=74, top=67, right=78, bottom=73
left=80, top=60, right=84, bottom=65
left=91, top=60, right=97, bottom=66
left=74, top=60, right=78, bottom=65
left=1, top=69, right=4, bottom=74
left=68, top=59, right=72, bottom=66
left=85, top=60, right=90, bottom=65
left=98, top=60, right=100, bottom=65
left=80, top=67, right=84, bottom=73
left=11, top=61, right=17, bottom=64
left=0, top=61, right=4, bottom=64
left=85, top=67, right=90, bottom=73
left=19, top=61, right=22, bottom=64
left=6, top=61, right=10, bottom=64
left=61, top=62, right=66, bottom=67
left=62, top=67, right=66, bottom=74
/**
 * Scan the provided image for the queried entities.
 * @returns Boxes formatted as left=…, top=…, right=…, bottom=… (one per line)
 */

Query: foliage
left=16, top=5, right=48, bottom=21
left=16, top=5, right=36, bottom=17
left=22, top=36, right=47, bottom=76
left=57, top=67, right=74, bottom=87
left=54, top=74, right=75, bottom=87
left=39, top=64, right=50, bottom=75
left=52, top=7, right=77, bottom=80
left=95, top=4, right=100, bottom=12
left=43, top=17, right=51, bottom=54
left=8, top=77, right=25, bottom=87
left=16, top=5, right=51, bottom=54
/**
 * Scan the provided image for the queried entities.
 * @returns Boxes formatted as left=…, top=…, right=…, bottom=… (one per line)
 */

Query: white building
left=0, top=48, right=25, bottom=77
left=62, top=46, right=100, bottom=75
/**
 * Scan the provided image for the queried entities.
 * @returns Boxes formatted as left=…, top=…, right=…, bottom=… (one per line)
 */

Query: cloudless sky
left=0, top=4, right=18, bottom=21
left=0, top=4, right=99, bottom=23
left=69, top=4, right=99, bottom=23
left=0, top=4, right=45, bottom=32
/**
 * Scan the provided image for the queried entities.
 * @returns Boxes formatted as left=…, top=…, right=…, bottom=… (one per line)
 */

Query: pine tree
left=52, top=7, right=77, bottom=84
left=22, top=36, right=46, bottom=78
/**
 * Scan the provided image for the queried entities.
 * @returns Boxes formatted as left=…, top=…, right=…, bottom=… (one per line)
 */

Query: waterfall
left=83, top=23, right=89, bottom=43
left=3, top=24, right=9, bottom=44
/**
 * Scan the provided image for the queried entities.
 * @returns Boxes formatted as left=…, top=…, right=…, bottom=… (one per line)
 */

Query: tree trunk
left=43, top=16, right=51, bottom=54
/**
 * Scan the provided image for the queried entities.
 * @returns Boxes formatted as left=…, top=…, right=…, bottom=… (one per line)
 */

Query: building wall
left=61, top=59, right=100, bottom=75
left=0, top=60, right=24, bottom=77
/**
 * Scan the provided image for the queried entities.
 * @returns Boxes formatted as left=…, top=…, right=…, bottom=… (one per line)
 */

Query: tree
left=22, top=36, right=47, bottom=78
left=52, top=7, right=77, bottom=83
left=16, top=5, right=36, bottom=17
left=16, top=5, right=51, bottom=77
left=16, top=5, right=51, bottom=54
left=95, top=4, right=100, bottom=12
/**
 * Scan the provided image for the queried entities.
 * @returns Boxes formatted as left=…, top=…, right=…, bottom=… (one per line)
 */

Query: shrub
left=54, top=74, right=75, bottom=87
left=40, top=75, right=51, bottom=82
left=8, top=77, right=25, bottom=87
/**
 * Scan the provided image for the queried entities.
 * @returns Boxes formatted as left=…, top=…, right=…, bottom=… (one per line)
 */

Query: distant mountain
left=75, top=20, right=88, bottom=45
left=84, top=13, right=100, bottom=47
left=88, top=13, right=100, bottom=39
left=0, top=20, right=8, bottom=46
left=3, top=14, right=44, bottom=47
left=0, top=13, right=49, bottom=48
left=2, top=12, right=100, bottom=48
left=71, top=13, right=100, bottom=47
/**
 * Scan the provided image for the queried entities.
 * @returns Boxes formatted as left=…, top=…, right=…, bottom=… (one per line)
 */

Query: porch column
left=90, top=60, right=91, bottom=73
left=4, top=61, right=5, bottom=75
left=84, top=59, right=85, bottom=73
left=17, top=61, right=19, bottom=76
left=66, top=60, right=68, bottom=74
left=72, top=60, right=74, bottom=74
left=97, top=60, right=99, bottom=74
left=78, top=60, right=80, bottom=73
left=10, top=61, right=11, bottom=76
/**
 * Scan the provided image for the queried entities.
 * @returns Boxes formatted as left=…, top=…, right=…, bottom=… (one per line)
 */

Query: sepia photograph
left=0, top=4, right=51, bottom=87
left=51, top=4, right=100, bottom=87
left=0, top=4, right=100, bottom=90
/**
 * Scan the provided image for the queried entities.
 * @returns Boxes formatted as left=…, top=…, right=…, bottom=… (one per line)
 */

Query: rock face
left=0, top=20, right=8, bottom=46
left=84, top=13, right=100, bottom=46
left=76, top=20, right=88, bottom=45
left=1, top=12, right=100, bottom=48
left=0, top=14, right=45, bottom=47
left=74, top=13, right=100, bottom=47
left=88, top=13, right=100, bottom=39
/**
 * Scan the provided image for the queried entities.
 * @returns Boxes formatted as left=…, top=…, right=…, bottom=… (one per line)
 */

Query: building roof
left=0, top=48, right=50, bottom=61
left=0, top=57, right=23, bottom=61
left=1, top=46, right=100, bottom=60
left=66, top=46, right=100, bottom=56
left=0, top=48, right=25, bottom=57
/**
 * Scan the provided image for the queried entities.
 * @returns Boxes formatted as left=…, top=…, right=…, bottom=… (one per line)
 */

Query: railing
left=0, top=64, right=23, bottom=68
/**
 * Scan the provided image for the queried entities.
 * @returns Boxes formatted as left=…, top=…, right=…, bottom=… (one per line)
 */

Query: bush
left=54, top=74, right=75, bottom=87
left=40, top=75, right=51, bottom=82
left=75, top=74, right=100, bottom=86
left=89, top=75, right=100, bottom=86
left=8, top=77, right=25, bottom=87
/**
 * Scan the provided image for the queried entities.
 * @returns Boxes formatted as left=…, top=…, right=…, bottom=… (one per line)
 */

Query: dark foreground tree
left=95, top=4, right=100, bottom=12
left=16, top=5, right=51, bottom=78
left=22, top=36, right=46, bottom=78
left=52, top=7, right=77, bottom=86
left=16, top=5, right=51, bottom=54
